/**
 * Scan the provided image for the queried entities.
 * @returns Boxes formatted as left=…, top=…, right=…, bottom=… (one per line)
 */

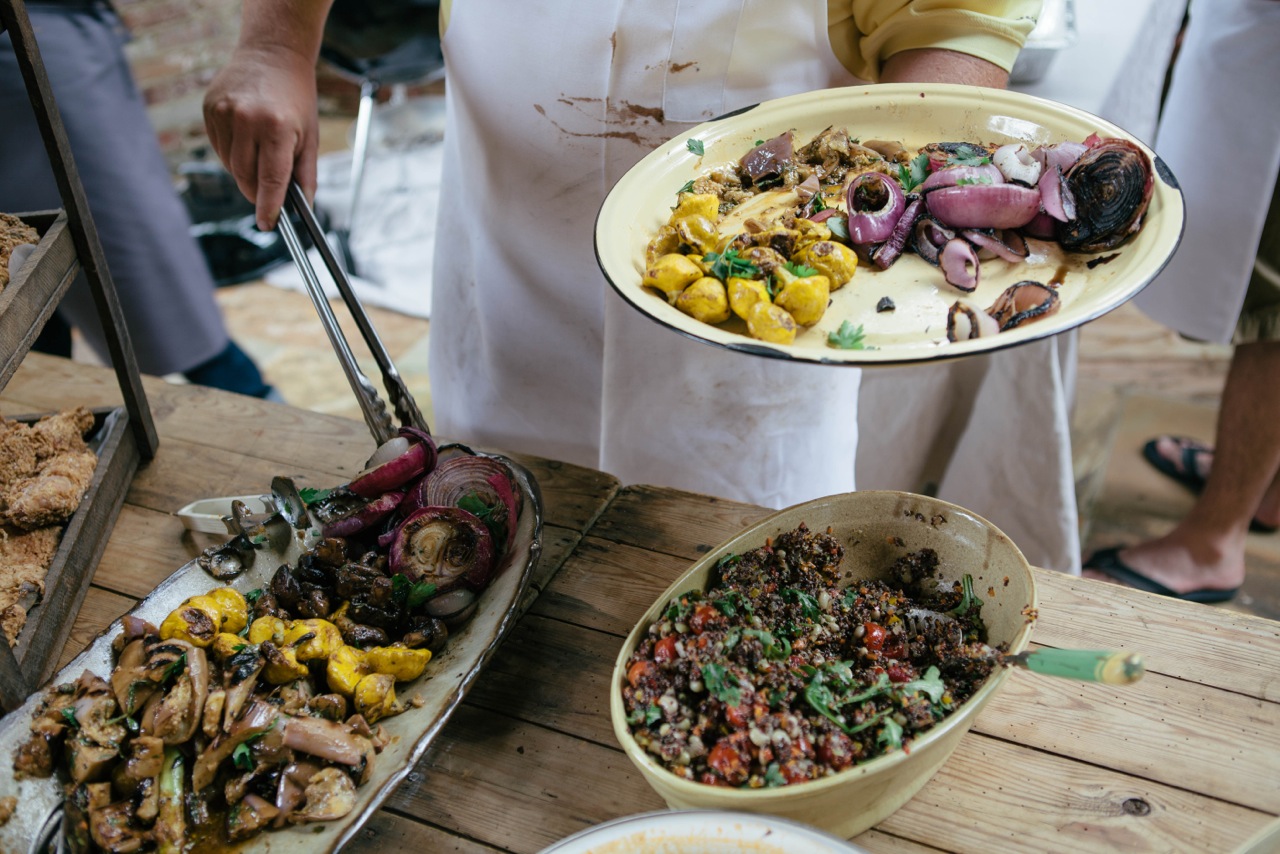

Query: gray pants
left=0, top=2, right=227, bottom=376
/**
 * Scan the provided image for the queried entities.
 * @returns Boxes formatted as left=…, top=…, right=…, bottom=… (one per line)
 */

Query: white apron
left=433, top=0, right=865, bottom=508
left=1133, top=0, right=1280, bottom=343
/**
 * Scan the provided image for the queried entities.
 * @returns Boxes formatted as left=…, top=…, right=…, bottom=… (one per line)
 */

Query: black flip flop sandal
left=1141, top=438, right=1277, bottom=534
left=1085, top=547, right=1239, bottom=604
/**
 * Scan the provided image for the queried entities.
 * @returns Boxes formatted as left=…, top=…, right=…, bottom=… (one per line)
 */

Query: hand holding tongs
left=275, top=182, right=428, bottom=444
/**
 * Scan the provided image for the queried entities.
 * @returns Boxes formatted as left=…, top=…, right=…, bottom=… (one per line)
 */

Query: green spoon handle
left=1016, top=649, right=1145, bottom=684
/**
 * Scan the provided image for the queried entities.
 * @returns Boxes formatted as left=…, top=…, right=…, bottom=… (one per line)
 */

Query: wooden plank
left=384, top=704, right=1272, bottom=854
left=15, top=410, right=138, bottom=691
left=1029, top=572, right=1280, bottom=703
left=0, top=212, right=77, bottom=389
left=54, top=586, right=134, bottom=672
left=345, top=810, right=503, bottom=853
left=584, top=486, right=1280, bottom=702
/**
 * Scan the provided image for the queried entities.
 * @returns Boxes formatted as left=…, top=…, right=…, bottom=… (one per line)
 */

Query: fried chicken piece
left=0, top=419, right=41, bottom=487
left=5, top=450, right=97, bottom=529
left=0, top=523, right=61, bottom=568
left=2, top=602, right=29, bottom=645
left=30, top=406, right=95, bottom=457
left=0, top=212, right=40, bottom=291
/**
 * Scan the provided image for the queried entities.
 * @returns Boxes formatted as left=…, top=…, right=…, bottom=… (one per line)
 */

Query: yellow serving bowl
left=610, top=490, right=1037, bottom=839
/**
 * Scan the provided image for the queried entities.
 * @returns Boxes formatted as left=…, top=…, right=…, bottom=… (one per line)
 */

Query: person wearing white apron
left=1084, top=0, right=1280, bottom=601
left=203, top=2, right=1046, bottom=516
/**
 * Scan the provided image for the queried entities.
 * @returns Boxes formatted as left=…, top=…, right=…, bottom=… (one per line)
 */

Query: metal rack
left=0, top=0, right=159, bottom=710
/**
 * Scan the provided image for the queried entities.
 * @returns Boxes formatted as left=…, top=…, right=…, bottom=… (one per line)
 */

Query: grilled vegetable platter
left=595, top=82, right=1185, bottom=365
left=0, top=435, right=543, bottom=854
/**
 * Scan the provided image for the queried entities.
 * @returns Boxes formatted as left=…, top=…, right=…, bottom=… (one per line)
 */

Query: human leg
left=1086, top=339, right=1280, bottom=595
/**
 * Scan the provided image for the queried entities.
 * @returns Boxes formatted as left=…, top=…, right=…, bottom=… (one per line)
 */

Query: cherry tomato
left=816, top=731, right=856, bottom=771
left=862, top=622, right=887, bottom=652
left=689, top=604, right=720, bottom=634
left=886, top=663, right=915, bottom=683
left=707, top=732, right=751, bottom=786
left=780, top=760, right=813, bottom=784
left=883, top=634, right=907, bottom=660
left=654, top=635, right=679, bottom=664
left=725, top=703, right=750, bottom=729
left=627, top=660, right=657, bottom=688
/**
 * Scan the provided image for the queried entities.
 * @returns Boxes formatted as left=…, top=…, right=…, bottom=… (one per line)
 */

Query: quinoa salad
left=620, top=524, right=1001, bottom=788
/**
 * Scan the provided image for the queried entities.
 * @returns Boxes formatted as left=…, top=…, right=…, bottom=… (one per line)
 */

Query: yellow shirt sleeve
left=829, top=0, right=1042, bottom=82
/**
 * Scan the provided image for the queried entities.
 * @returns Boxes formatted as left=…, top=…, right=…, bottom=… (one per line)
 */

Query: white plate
left=595, top=82, right=1184, bottom=366
left=540, top=810, right=869, bottom=854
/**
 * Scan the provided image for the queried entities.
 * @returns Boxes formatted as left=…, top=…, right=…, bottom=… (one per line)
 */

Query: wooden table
left=5, top=353, right=1279, bottom=853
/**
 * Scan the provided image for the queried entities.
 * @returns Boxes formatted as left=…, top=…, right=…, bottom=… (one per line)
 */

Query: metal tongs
left=276, top=182, right=428, bottom=443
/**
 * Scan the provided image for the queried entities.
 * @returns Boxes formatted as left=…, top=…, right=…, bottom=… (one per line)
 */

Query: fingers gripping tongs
left=276, top=182, right=428, bottom=444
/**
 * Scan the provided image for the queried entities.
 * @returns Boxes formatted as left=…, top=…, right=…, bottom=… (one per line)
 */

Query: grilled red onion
left=389, top=507, right=496, bottom=592
left=1021, top=210, right=1058, bottom=239
left=423, top=588, right=479, bottom=628
left=946, top=300, right=1000, bottom=341
left=939, top=237, right=980, bottom=292
left=918, top=164, right=1003, bottom=193
left=409, top=455, right=520, bottom=552
left=795, top=174, right=821, bottom=202
left=926, top=183, right=1041, bottom=230
left=1038, top=165, right=1076, bottom=223
left=740, top=132, right=793, bottom=186
left=871, top=195, right=924, bottom=270
left=1057, top=138, right=1154, bottom=253
left=807, top=208, right=838, bottom=223
left=960, top=229, right=1027, bottom=263
left=986, top=281, right=1061, bottom=330
left=321, top=490, right=404, bottom=539
left=348, top=427, right=437, bottom=499
left=912, top=217, right=955, bottom=266
left=1034, top=141, right=1087, bottom=174
left=846, top=172, right=905, bottom=244
left=992, top=143, right=1042, bottom=185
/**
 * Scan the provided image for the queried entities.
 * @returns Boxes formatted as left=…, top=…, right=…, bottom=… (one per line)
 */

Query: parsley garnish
left=827, top=321, right=868, bottom=350
left=701, top=662, right=742, bottom=706
left=784, top=262, right=819, bottom=279
left=743, top=628, right=791, bottom=661
left=161, top=653, right=187, bottom=685
left=947, top=574, right=980, bottom=618
left=713, top=590, right=749, bottom=618
left=763, top=763, right=787, bottom=787
left=947, top=146, right=991, bottom=167
left=665, top=597, right=695, bottom=622
left=244, top=588, right=263, bottom=606
left=903, top=666, right=947, bottom=705
left=877, top=716, right=904, bottom=749
left=407, top=581, right=438, bottom=609
left=297, top=487, right=332, bottom=505
left=956, top=175, right=994, bottom=186
left=687, top=139, right=705, bottom=157
left=61, top=707, right=79, bottom=728
left=898, top=152, right=930, bottom=192
left=702, top=250, right=760, bottom=282
left=676, top=179, right=695, bottom=195
left=754, top=139, right=764, bottom=147
left=782, top=588, right=820, bottom=619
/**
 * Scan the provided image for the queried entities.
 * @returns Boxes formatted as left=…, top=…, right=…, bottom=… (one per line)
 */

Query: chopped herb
left=898, top=152, right=931, bottom=192
left=713, top=590, right=749, bottom=618
left=947, top=574, right=980, bottom=618
left=232, top=742, right=255, bottom=772
left=232, top=643, right=247, bottom=654
left=826, top=214, right=849, bottom=241
left=160, top=653, right=188, bottom=684
left=407, top=581, right=438, bottom=609
left=827, top=321, right=868, bottom=350
left=701, top=662, right=742, bottom=706
left=687, top=138, right=705, bottom=157
left=754, top=139, right=764, bottom=147
left=391, top=574, right=411, bottom=604
left=784, top=262, right=820, bottom=279
left=121, top=715, right=140, bottom=736
left=458, top=492, right=509, bottom=548
left=249, top=533, right=267, bottom=546
left=676, top=179, right=695, bottom=195
left=809, top=191, right=828, bottom=213
left=763, top=763, right=787, bottom=787
left=721, top=626, right=742, bottom=652
left=782, top=588, right=820, bottom=619
left=627, top=704, right=663, bottom=726
left=61, top=707, right=79, bottom=728
left=665, top=597, right=695, bottom=622
left=803, top=675, right=846, bottom=729
left=244, top=588, right=263, bottom=606
left=715, top=553, right=741, bottom=572
left=846, top=708, right=892, bottom=736
left=702, top=249, right=760, bottom=282
left=947, top=147, right=991, bottom=167
left=902, top=665, right=946, bottom=704
left=955, top=175, right=994, bottom=186
left=743, top=628, right=791, bottom=661
left=877, top=716, right=905, bottom=748
left=297, top=487, right=332, bottom=505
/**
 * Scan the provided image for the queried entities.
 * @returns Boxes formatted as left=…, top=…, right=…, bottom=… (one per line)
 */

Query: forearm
left=236, top=0, right=335, bottom=66
left=880, top=48, right=1010, bottom=88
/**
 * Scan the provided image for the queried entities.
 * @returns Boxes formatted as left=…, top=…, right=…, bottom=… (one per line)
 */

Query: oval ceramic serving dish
left=0, top=452, right=543, bottom=854
left=539, top=809, right=870, bottom=854
left=609, top=490, right=1036, bottom=839
left=595, top=83, right=1184, bottom=365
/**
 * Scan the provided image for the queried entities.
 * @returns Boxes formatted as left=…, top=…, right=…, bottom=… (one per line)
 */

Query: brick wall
left=115, top=1, right=440, bottom=171
left=115, top=0, right=244, bottom=169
